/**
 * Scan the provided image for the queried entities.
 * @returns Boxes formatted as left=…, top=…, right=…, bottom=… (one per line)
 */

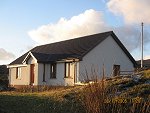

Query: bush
left=80, top=79, right=150, bottom=113
left=0, top=75, right=8, bottom=91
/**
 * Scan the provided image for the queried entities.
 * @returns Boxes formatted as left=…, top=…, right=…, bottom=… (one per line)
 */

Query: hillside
left=105, top=70, right=150, bottom=99
left=0, top=65, right=8, bottom=75
left=0, top=65, right=9, bottom=91
left=136, top=59, right=150, bottom=69
left=0, top=70, right=149, bottom=113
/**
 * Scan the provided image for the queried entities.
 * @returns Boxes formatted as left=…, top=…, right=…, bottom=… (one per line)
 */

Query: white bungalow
left=8, top=31, right=137, bottom=87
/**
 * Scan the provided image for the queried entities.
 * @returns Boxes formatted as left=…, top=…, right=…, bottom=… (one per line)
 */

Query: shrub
left=0, top=75, right=8, bottom=91
left=80, top=81, right=150, bottom=113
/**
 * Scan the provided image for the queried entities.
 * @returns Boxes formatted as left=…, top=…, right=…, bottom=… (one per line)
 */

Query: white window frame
left=16, top=67, right=21, bottom=79
left=65, top=62, right=72, bottom=78
left=50, top=63, right=57, bottom=78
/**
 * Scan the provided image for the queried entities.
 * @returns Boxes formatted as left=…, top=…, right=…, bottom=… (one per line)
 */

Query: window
left=16, top=67, right=21, bottom=79
left=43, top=64, right=46, bottom=81
left=50, top=63, right=56, bottom=78
left=64, top=62, right=71, bottom=78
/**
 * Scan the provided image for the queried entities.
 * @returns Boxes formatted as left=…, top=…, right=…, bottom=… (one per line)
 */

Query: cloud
left=113, top=26, right=140, bottom=51
left=28, top=9, right=150, bottom=53
left=107, top=0, right=150, bottom=52
left=0, top=48, right=15, bottom=61
left=28, top=9, right=109, bottom=44
left=107, top=0, right=150, bottom=24
left=20, top=45, right=35, bottom=54
left=144, top=55, right=150, bottom=60
left=114, top=25, right=150, bottom=52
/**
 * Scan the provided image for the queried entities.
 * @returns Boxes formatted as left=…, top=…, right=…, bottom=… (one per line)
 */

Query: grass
left=79, top=69, right=150, bottom=113
left=0, top=70, right=150, bottom=113
left=120, top=84, right=150, bottom=98
left=80, top=80, right=150, bottom=113
left=0, top=86, right=84, bottom=113
left=144, top=70, right=150, bottom=77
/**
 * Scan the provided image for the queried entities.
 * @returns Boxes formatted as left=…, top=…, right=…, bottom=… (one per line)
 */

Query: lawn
left=0, top=87, right=84, bottom=113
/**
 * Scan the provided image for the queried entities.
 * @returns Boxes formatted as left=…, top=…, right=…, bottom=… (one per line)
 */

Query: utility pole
left=141, top=22, right=144, bottom=68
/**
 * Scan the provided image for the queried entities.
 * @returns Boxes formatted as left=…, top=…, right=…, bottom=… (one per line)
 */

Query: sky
left=0, top=0, right=150, bottom=65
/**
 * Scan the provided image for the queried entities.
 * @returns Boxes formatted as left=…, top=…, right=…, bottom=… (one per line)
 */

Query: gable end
left=111, top=33, right=137, bottom=67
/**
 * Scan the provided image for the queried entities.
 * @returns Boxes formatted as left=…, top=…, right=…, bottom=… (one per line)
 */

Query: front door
left=30, top=64, right=35, bottom=85
left=64, top=62, right=77, bottom=84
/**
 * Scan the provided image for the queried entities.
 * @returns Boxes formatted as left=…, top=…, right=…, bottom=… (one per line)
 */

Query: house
left=136, top=59, right=150, bottom=69
left=8, top=31, right=137, bottom=87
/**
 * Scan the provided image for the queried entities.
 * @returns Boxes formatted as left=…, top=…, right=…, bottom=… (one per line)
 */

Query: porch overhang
left=7, top=64, right=27, bottom=68
left=22, top=51, right=37, bottom=64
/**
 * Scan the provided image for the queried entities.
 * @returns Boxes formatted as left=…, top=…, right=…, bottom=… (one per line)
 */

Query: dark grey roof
left=9, top=31, right=137, bottom=67
left=31, top=52, right=78, bottom=63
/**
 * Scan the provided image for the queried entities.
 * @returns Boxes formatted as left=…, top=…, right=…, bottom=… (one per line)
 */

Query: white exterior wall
left=27, top=56, right=37, bottom=64
left=37, top=63, right=64, bottom=85
left=9, top=56, right=38, bottom=86
left=79, top=36, right=134, bottom=81
left=33, top=63, right=38, bottom=85
left=9, top=65, right=30, bottom=86
left=37, top=62, right=75, bottom=86
left=9, top=57, right=76, bottom=86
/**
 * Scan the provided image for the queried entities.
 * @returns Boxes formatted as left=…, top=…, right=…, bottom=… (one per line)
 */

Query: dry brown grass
left=80, top=77, right=150, bottom=113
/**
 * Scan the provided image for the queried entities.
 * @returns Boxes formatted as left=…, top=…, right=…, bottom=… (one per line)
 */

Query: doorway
left=30, top=64, right=35, bottom=85
left=113, top=65, right=120, bottom=76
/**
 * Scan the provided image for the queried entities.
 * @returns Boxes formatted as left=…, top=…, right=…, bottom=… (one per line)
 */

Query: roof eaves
left=22, top=52, right=37, bottom=64
left=22, top=52, right=31, bottom=64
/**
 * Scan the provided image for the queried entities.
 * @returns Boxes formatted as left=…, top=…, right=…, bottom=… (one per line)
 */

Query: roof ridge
left=36, top=31, right=113, bottom=47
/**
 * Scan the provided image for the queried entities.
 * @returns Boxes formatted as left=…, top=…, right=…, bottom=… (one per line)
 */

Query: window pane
left=16, top=68, right=18, bottom=79
left=65, top=63, right=71, bottom=78
left=43, top=64, right=45, bottom=81
left=16, top=67, right=21, bottom=79
left=50, top=63, right=56, bottom=78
